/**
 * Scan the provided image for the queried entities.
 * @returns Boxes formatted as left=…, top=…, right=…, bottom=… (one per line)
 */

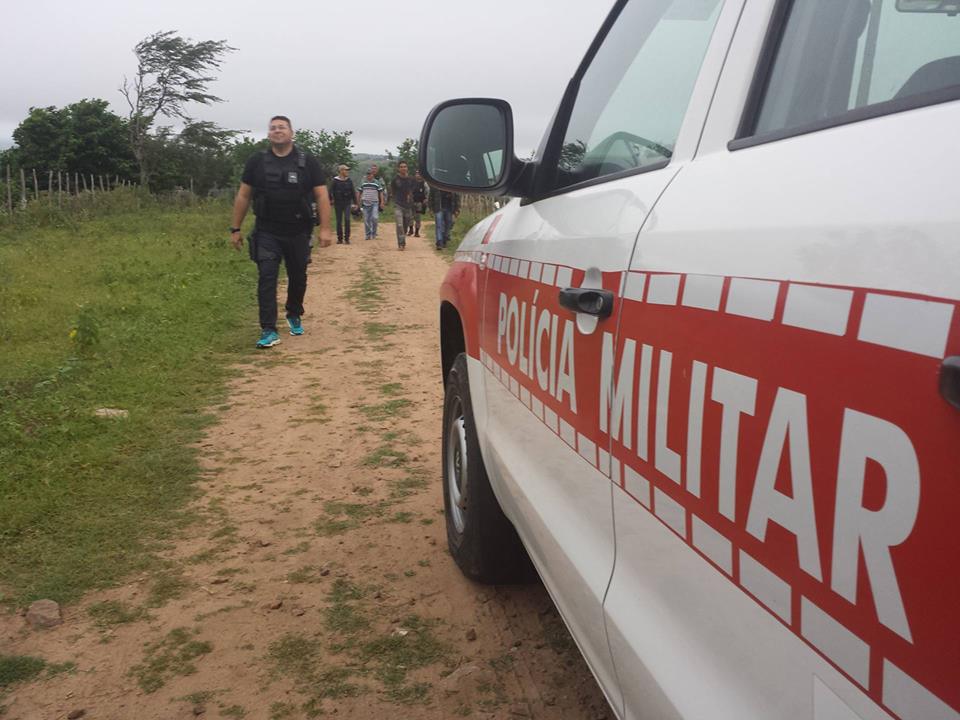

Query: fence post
left=20, top=168, right=27, bottom=208
left=5, top=164, right=11, bottom=214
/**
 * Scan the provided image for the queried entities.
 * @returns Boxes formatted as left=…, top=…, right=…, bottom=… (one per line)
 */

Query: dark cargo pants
left=249, top=230, right=311, bottom=331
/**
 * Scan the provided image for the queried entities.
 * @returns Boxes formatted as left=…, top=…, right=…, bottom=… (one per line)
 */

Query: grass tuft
left=130, top=627, right=212, bottom=693
left=0, top=655, right=46, bottom=689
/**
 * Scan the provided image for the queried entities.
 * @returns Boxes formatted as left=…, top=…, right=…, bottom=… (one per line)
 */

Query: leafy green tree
left=141, top=122, right=238, bottom=194
left=294, top=128, right=354, bottom=178
left=8, top=100, right=136, bottom=185
left=175, top=121, right=238, bottom=194
left=395, top=138, right=419, bottom=170
left=120, top=31, right=235, bottom=186
left=11, top=106, right=71, bottom=172
left=226, top=136, right=269, bottom=186
left=67, top=99, right=137, bottom=180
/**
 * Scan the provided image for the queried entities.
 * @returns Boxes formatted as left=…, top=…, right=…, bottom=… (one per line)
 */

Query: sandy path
left=2, top=225, right=612, bottom=720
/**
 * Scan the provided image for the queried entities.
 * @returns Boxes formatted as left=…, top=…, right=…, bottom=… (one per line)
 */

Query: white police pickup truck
left=420, top=0, right=959, bottom=718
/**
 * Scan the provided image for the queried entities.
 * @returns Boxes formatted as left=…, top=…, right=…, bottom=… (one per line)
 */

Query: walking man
left=412, top=169, right=428, bottom=237
left=330, top=164, right=357, bottom=244
left=389, top=161, right=416, bottom=250
left=430, top=186, right=460, bottom=250
left=358, top=166, right=385, bottom=240
left=230, top=115, right=332, bottom=348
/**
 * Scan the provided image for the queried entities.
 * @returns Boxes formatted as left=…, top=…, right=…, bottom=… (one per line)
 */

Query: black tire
left=442, top=352, right=532, bottom=583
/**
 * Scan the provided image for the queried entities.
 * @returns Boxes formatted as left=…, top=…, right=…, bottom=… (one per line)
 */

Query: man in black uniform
left=230, top=115, right=332, bottom=348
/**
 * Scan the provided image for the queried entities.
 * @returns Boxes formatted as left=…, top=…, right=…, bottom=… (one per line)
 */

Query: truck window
left=750, top=0, right=960, bottom=138
left=553, top=0, right=723, bottom=190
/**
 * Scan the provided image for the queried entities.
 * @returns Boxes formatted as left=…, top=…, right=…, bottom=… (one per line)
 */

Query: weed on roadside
left=379, top=382, right=403, bottom=397
left=313, top=500, right=387, bottom=536
left=0, top=655, right=46, bottom=689
left=146, top=570, right=190, bottom=608
left=363, top=322, right=398, bottom=342
left=362, top=445, right=409, bottom=468
left=269, top=701, right=297, bottom=719
left=359, top=614, right=450, bottom=703
left=130, top=627, right=212, bottom=693
left=286, top=565, right=325, bottom=584
left=389, top=474, right=428, bottom=500
left=87, top=599, right=148, bottom=629
left=178, top=690, right=217, bottom=706
left=358, top=398, right=412, bottom=421
left=267, top=633, right=363, bottom=714
left=282, top=541, right=311, bottom=555
left=343, top=260, right=389, bottom=314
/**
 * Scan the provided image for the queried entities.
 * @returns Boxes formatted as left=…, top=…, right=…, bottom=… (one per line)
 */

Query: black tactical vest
left=252, top=147, right=313, bottom=226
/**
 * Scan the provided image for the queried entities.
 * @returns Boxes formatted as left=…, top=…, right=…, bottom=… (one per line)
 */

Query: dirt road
left=2, top=224, right=612, bottom=719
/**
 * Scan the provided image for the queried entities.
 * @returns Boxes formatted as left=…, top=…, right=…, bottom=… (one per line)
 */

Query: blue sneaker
left=256, top=329, right=281, bottom=349
left=287, top=316, right=304, bottom=336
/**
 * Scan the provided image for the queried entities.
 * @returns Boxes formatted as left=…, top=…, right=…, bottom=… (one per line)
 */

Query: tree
left=11, top=106, right=71, bottom=172
left=8, top=100, right=136, bottom=185
left=63, top=99, right=136, bottom=180
left=226, top=136, right=269, bottom=185
left=395, top=138, right=419, bottom=170
left=140, top=121, right=238, bottom=194
left=121, top=31, right=234, bottom=186
left=294, top=129, right=354, bottom=178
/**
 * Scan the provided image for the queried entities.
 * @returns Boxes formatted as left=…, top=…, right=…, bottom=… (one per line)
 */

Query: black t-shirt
left=390, top=175, right=416, bottom=209
left=242, top=147, right=326, bottom=235
left=412, top=179, right=427, bottom=203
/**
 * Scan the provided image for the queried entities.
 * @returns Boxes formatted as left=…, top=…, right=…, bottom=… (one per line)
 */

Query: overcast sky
left=1, top=0, right=613, bottom=158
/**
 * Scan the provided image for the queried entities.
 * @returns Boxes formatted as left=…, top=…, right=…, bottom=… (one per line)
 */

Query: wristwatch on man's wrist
left=229, top=227, right=241, bottom=233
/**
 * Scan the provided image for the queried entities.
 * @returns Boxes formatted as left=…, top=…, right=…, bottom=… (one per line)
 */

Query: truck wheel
left=442, top=352, right=531, bottom=583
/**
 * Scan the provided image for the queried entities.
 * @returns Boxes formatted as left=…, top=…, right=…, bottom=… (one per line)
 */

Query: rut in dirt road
left=2, top=227, right=612, bottom=720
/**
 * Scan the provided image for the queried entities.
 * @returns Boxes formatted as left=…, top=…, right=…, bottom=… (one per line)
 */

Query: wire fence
left=1, top=165, right=142, bottom=214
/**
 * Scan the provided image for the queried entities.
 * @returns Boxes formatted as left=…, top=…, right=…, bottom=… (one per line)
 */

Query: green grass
left=87, top=599, right=148, bottom=629
left=358, top=398, right=413, bottom=421
left=286, top=565, right=324, bottom=584
left=363, top=322, right=397, bottom=342
left=0, top=655, right=46, bottom=689
left=267, top=633, right=363, bottom=713
left=361, top=445, right=409, bottom=468
left=0, top=655, right=77, bottom=690
left=313, top=500, right=387, bottom=536
left=379, top=383, right=403, bottom=397
left=0, top=201, right=256, bottom=607
left=436, top=209, right=489, bottom=258
left=342, top=259, right=387, bottom=313
left=130, top=627, right=213, bottom=693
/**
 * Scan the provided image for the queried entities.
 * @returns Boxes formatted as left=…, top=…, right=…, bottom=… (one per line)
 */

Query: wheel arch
left=440, top=300, right=466, bottom=387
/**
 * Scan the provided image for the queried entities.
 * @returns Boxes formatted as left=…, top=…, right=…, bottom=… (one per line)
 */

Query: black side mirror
left=419, top=99, right=523, bottom=195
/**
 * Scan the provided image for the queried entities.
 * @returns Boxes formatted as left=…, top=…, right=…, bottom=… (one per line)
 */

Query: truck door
left=476, top=0, right=736, bottom=710
left=603, top=0, right=960, bottom=718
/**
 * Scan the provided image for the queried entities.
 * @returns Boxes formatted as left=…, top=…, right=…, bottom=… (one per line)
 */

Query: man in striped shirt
left=358, top=166, right=385, bottom=240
